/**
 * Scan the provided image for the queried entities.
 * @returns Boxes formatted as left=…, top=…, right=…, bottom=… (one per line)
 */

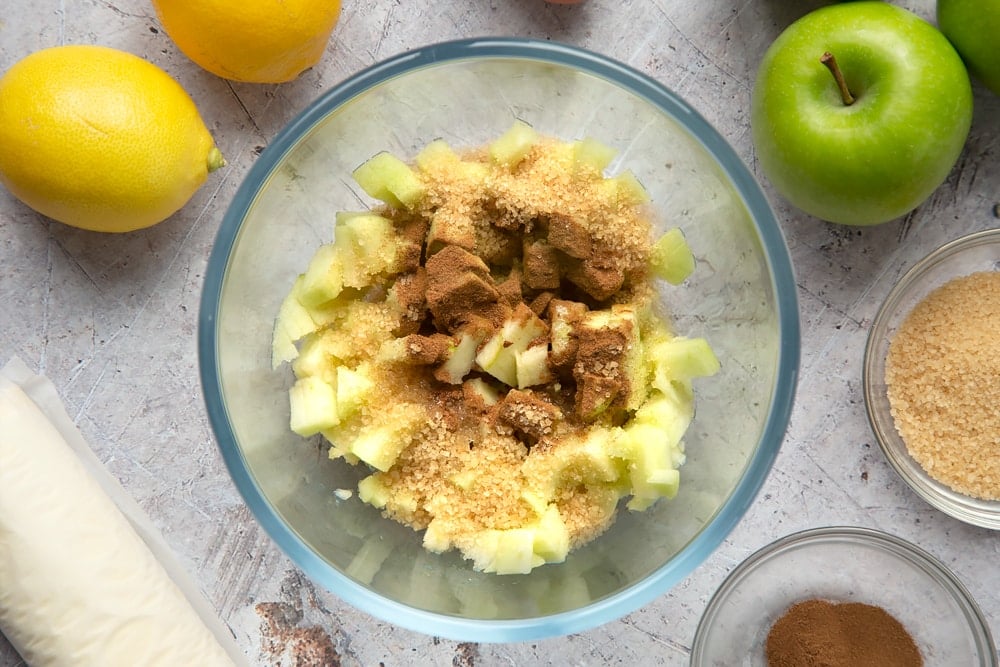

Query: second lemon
left=152, top=0, right=342, bottom=84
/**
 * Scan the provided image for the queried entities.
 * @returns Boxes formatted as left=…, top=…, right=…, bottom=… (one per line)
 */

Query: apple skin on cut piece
left=751, top=1, right=973, bottom=226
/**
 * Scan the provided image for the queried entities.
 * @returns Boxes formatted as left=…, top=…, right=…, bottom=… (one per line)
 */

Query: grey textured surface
left=1, top=1, right=998, bottom=665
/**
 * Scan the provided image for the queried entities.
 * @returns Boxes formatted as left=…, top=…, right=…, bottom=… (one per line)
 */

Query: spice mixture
left=885, top=271, right=1000, bottom=500
left=765, top=599, right=923, bottom=667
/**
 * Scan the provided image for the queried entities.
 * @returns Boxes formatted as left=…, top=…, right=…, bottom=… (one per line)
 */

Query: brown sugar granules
left=885, top=271, right=1000, bottom=500
left=765, top=599, right=923, bottom=667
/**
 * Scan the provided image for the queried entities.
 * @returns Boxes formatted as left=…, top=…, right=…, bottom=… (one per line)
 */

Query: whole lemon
left=151, top=0, right=342, bottom=83
left=0, top=45, right=224, bottom=233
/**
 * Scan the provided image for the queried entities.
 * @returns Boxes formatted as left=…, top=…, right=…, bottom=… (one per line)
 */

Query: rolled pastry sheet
left=0, top=372, right=238, bottom=666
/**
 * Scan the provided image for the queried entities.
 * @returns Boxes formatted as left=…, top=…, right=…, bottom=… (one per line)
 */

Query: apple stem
left=820, top=52, right=855, bottom=106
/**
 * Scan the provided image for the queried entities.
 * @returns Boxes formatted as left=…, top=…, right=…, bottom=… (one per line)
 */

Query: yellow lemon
left=0, top=45, right=224, bottom=233
left=152, top=0, right=342, bottom=83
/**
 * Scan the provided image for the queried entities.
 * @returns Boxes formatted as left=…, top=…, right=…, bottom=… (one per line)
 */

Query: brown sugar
left=885, top=271, right=1000, bottom=500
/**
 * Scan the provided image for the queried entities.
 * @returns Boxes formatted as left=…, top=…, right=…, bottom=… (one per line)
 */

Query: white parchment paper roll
left=0, top=357, right=246, bottom=667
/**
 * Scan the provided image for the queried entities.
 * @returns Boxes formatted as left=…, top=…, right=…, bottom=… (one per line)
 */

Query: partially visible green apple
left=751, top=2, right=973, bottom=226
left=938, top=0, right=1000, bottom=96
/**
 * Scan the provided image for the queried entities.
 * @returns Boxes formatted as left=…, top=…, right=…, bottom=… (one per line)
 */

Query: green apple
left=751, top=2, right=973, bottom=226
left=938, top=0, right=1000, bottom=95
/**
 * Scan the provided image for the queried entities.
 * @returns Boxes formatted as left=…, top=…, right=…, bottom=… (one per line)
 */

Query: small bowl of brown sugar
left=690, top=526, right=997, bottom=666
left=864, top=228, right=1000, bottom=528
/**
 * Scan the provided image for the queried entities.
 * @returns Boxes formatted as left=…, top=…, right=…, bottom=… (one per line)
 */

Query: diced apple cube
left=515, top=343, right=552, bottom=389
left=650, top=228, right=696, bottom=285
left=491, top=528, right=544, bottom=575
left=435, top=331, right=483, bottom=384
left=351, top=427, right=406, bottom=472
left=352, top=151, right=426, bottom=209
left=475, top=331, right=518, bottom=387
left=288, top=376, right=339, bottom=437
left=612, top=170, right=651, bottom=205
left=533, top=505, right=570, bottom=563
left=298, top=243, right=345, bottom=308
left=272, top=275, right=319, bottom=368
left=343, top=213, right=398, bottom=265
left=415, top=139, right=458, bottom=171
left=633, top=389, right=693, bottom=452
left=650, top=336, right=720, bottom=381
left=423, top=518, right=452, bottom=552
left=489, top=120, right=537, bottom=168
left=323, top=431, right=359, bottom=464
left=349, top=402, right=425, bottom=471
left=358, top=473, right=391, bottom=508
left=463, top=377, right=500, bottom=407
left=336, top=365, right=374, bottom=421
left=572, top=137, right=617, bottom=174
left=292, top=332, right=340, bottom=382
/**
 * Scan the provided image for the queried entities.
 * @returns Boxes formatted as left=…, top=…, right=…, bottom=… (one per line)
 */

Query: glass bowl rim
left=863, top=228, right=1000, bottom=529
left=197, top=36, right=801, bottom=642
left=691, top=525, right=997, bottom=665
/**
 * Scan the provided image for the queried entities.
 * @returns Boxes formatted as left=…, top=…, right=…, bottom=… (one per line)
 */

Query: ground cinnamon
left=765, top=599, right=923, bottom=667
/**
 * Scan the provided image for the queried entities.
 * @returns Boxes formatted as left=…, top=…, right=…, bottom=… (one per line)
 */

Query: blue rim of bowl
left=198, top=37, right=800, bottom=642
left=863, top=228, right=1000, bottom=529
left=691, top=526, right=998, bottom=665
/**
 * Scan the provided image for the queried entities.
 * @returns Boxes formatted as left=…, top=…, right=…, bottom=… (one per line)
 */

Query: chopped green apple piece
left=533, top=505, right=570, bottom=563
left=633, top=388, right=693, bottom=452
left=474, top=331, right=517, bottom=387
left=612, top=170, right=651, bottom=205
left=464, top=377, right=500, bottom=407
left=298, top=243, right=345, bottom=308
left=323, top=430, right=359, bottom=464
left=352, top=151, right=426, bottom=209
left=650, top=228, right=696, bottom=285
left=288, top=376, right=339, bottom=437
left=435, top=331, right=483, bottom=384
left=350, top=426, right=407, bottom=472
left=489, top=120, right=538, bottom=168
left=423, top=517, right=452, bottom=552
left=515, top=343, right=552, bottom=389
left=357, top=474, right=391, bottom=508
left=415, top=139, right=458, bottom=171
left=650, top=336, right=720, bottom=381
left=292, top=331, right=340, bottom=382
left=342, top=213, right=398, bottom=265
left=349, top=403, right=425, bottom=471
left=549, top=299, right=587, bottom=367
left=572, top=137, right=618, bottom=174
left=491, top=528, right=544, bottom=575
left=336, top=364, right=374, bottom=421
left=479, top=305, right=549, bottom=387
left=272, top=275, right=319, bottom=368
left=333, top=212, right=401, bottom=287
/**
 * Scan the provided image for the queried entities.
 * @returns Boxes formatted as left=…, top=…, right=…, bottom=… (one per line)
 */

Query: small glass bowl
left=690, top=526, right=997, bottom=666
left=863, top=228, right=1000, bottom=529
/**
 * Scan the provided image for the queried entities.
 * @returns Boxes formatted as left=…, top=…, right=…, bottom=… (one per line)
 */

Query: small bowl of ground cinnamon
left=690, top=526, right=996, bottom=667
left=864, top=228, right=1000, bottom=529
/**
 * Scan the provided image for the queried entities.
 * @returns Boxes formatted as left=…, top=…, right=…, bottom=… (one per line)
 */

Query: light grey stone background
left=1, top=1, right=998, bottom=665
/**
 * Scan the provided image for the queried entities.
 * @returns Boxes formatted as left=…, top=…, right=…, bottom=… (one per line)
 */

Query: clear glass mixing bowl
left=199, top=38, right=799, bottom=641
